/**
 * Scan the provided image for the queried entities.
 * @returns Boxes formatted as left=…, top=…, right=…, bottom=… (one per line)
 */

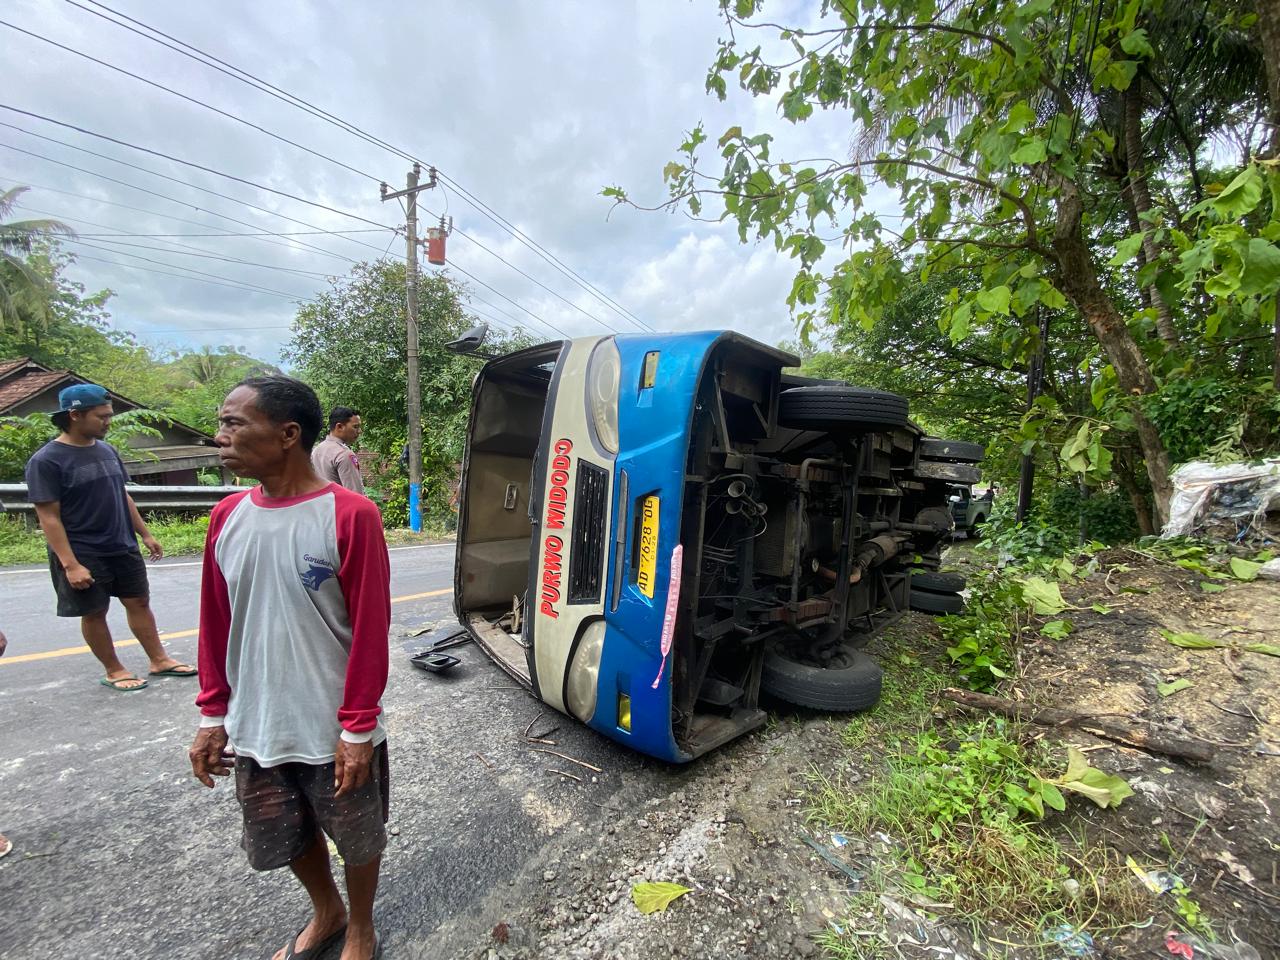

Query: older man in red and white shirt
left=190, top=376, right=390, bottom=960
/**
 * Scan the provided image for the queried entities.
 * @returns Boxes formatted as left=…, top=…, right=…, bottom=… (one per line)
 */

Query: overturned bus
left=452, top=331, right=982, bottom=763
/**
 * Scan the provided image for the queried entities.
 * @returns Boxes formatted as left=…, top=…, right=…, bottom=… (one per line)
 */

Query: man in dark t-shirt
left=25, top=383, right=196, bottom=692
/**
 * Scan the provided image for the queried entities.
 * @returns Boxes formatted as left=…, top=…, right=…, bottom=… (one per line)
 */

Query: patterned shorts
left=234, top=743, right=390, bottom=871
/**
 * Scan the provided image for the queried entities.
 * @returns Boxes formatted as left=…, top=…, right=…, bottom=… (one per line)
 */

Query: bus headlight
left=586, top=338, right=620, bottom=454
left=565, top=620, right=607, bottom=722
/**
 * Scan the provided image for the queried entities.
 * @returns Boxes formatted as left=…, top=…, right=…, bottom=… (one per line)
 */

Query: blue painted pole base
left=409, top=481, right=422, bottom=532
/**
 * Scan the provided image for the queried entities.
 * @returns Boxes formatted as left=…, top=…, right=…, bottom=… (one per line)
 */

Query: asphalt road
left=0, top=544, right=675, bottom=959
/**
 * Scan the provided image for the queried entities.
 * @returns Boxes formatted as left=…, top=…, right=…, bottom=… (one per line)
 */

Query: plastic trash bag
left=1162, top=459, right=1280, bottom=540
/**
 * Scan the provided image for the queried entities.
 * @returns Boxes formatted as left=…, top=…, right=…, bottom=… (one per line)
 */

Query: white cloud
left=0, top=0, right=896, bottom=367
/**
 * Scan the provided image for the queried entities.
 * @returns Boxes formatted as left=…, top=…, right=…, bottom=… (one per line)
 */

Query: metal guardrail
left=0, top=483, right=245, bottom=513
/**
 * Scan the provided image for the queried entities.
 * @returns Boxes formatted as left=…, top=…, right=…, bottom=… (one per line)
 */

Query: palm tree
left=0, top=186, right=73, bottom=328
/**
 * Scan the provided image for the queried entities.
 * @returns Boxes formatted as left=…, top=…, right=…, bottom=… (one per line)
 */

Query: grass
left=0, top=515, right=47, bottom=565
left=0, top=513, right=453, bottom=565
left=807, top=648, right=1150, bottom=954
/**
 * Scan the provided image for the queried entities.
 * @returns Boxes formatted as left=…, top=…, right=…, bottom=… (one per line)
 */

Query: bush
left=0, top=515, right=47, bottom=564
left=978, top=495, right=1073, bottom=563
left=1044, top=484, right=1139, bottom=545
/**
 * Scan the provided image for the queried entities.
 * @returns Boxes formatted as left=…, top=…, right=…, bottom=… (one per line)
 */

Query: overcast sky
left=2, top=0, right=892, bottom=366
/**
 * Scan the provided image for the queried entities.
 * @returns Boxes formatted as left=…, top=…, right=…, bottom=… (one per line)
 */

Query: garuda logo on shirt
left=300, top=554, right=336, bottom=591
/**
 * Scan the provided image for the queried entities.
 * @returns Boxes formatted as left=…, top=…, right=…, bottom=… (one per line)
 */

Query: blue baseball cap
left=54, top=383, right=111, bottom=413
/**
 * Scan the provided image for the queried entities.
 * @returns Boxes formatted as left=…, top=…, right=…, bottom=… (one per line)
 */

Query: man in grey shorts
left=189, top=376, right=391, bottom=960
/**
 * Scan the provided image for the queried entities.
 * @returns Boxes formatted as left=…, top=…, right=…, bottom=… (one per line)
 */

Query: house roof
left=0, top=356, right=214, bottom=441
left=0, top=357, right=33, bottom=380
left=0, top=368, right=70, bottom=413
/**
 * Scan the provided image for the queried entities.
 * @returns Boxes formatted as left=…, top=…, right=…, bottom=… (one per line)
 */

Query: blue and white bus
left=453, top=331, right=980, bottom=762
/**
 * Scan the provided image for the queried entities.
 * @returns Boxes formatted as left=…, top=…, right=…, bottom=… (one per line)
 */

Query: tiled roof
left=0, top=356, right=32, bottom=380
left=0, top=355, right=215, bottom=441
left=0, top=369, right=72, bottom=414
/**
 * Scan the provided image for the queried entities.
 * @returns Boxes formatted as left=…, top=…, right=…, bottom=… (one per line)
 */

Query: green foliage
left=978, top=495, right=1075, bottom=563
left=1056, top=746, right=1134, bottom=808
left=0, top=512, right=212, bottom=566
left=0, top=413, right=54, bottom=481
left=1044, top=484, right=1140, bottom=544
left=939, top=573, right=1022, bottom=690
left=808, top=718, right=1148, bottom=930
left=1172, top=881, right=1215, bottom=939
left=630, top=881, right=692, bottom=914
left=0, top=515, right=48, bottom=564
left=1144, top=375, right=1249, bottom=465
left=799, top=272, right=1025, bottom=456
left=286, top=259, right=529, bottom=525
left=142, top=513, right=211, bottom=555
left=157, top=347, right=281, bottom=435
left=904, top=722, right=1068, bottom=829
left=627, top=0, right=1278, bottom=524
left=1020, top=576, right=1067, bottom=615
left=0, top=187, right=74, bottom=328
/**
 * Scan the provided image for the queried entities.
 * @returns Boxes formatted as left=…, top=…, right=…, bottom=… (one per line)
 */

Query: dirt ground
left=461, top=546, right=1280, bottom=960
left=1017, top=549, right=1280, bottom=957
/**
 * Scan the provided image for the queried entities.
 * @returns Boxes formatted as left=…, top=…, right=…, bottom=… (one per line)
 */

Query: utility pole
left=380, top=164, right=436, bottom=531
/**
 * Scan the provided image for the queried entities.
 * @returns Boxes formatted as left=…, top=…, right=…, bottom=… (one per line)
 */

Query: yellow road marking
left=0, top=587, right=454, bottom=666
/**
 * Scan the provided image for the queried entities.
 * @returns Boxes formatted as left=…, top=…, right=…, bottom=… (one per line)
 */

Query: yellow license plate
left=636, top=496, right=660, bottom=598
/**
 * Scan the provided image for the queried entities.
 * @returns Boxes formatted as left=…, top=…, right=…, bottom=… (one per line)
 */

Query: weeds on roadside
left=0, top=515, right=48, bottom=564
left=840, top=654, right=946, bottom=750
left=810, top=718, right=1149, bottom=935
left=144, top=513, right=211, bottom=554
left=0, top=511, right=447, bottom=566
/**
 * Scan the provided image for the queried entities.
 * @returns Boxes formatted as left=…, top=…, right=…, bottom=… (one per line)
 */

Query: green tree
left=0, top=187, right=73, bottom=329
left=158, top=347, right=280, bottom=434
left=611, top=0, right=1278, bottom=525
left=285, top=259, right=528, bottom=523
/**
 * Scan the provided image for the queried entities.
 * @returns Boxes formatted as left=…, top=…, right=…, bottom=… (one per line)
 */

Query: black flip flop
left=281, top=924, right=347, bottom=960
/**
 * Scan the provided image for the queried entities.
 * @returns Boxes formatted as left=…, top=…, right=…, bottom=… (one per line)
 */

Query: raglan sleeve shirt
left=195, top=494, right=238, bottom=728
left=195, top=487, right=392, bottom=748
left=334, top=494, right=391, bottom=741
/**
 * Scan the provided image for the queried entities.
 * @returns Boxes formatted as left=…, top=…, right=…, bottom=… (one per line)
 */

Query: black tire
left=761, top=639, right=883, bottom=711
left=910, top=589, right=965, bottom=615
left=778, top=386, right=909, bottom=433
left=970, top=513, right=987, bottom=538
left=919, top=437, right=985, bottom=462
left=911, top=570, right=967, bottom=593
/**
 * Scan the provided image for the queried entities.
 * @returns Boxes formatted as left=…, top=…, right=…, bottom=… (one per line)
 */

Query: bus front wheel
left=761, top=637, right=883, bottom=711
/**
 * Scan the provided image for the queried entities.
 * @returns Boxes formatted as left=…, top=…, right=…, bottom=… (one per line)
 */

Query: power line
left=16, top=202, right=348, bottom=280
left=69, top=236, right=340, bottom=280
left=0, top=174, right=360, bottom=260
left=0, top=104, right=396, bottom=232
left=69, top=238, right=314, bottom=298
left=441, top=260, right=569, bottom=339
left=435, top=173, right=654, bottom=332
left=70, top=0, right=421, bottom=166
left=67, top=250, right=306, bottom=301
left=0, top=137, right=370, bottom=262
left=76, top=229, right=385, bottom=238
left=419, top=200, right=619, bottom=333
left=66, top=0, right=652, bottom=332
left=0, top=17, right=381, bottom=185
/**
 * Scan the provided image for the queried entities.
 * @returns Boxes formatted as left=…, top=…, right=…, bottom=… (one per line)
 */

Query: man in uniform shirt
left=24, top=383, right=194, bottom=691
left=311, top=406, right=364, bottom=493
